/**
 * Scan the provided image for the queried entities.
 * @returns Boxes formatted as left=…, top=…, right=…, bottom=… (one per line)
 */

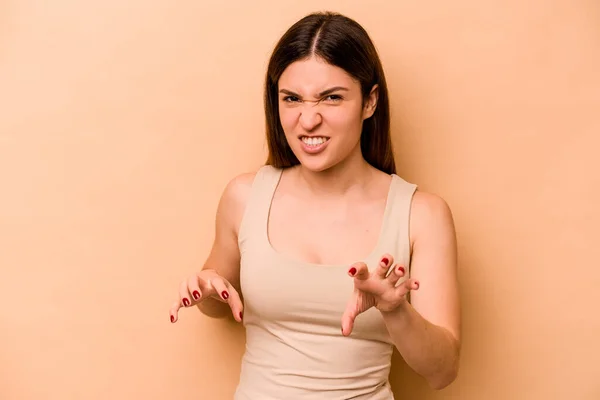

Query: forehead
left=278, top=56, right=359, bottom=92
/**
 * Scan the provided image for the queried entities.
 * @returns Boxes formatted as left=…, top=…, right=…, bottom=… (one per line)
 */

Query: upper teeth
left=302, top=137, right=327, bottom=146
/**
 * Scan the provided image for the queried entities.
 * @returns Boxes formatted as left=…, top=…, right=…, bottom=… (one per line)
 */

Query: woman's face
left=277, top=56, right=377, bottom=172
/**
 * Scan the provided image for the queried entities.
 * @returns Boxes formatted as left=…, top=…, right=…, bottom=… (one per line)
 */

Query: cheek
left=278, top=108, right=296, bottom=133
left=328, top=107, right=363, bottom=132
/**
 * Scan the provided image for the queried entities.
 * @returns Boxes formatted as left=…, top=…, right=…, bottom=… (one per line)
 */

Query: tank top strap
left=379, top=174, right=418, bottom=272
left=238, top=165, right=282, bottom=249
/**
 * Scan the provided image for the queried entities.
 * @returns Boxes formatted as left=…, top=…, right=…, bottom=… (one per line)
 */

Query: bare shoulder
left=217, top=171, right=257, bottom=232
left=409, top=190, right=456, bottom=242
left=410, top=190, right=454, bottom=217
left=222, top=171, right=256, bottom=205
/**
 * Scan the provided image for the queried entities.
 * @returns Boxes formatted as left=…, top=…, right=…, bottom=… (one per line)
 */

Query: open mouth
left=300, top=136, right=330, bottom=147
left=299, top=136, right=330, bottom=154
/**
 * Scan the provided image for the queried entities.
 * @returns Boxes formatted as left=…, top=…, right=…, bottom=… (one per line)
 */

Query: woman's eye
left=283, top=96, right=300, bottom=102
left=324, top=94, right=342, bottom=102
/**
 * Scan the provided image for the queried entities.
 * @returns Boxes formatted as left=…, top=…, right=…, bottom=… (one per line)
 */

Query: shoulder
left=218, top=171, right=257, bottom=218
left=220, top=164, right=281, bottom=202
left=222, top=171, right=256, bottom=201
left=411, top=190, right=453, bottom=221
left=217, top=165, right=280, bottom=230
left=409, top=190, right=456, bottom=246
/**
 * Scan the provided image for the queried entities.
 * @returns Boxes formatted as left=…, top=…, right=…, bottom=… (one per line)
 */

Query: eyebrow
left=279, top=86, right=349, bottom=97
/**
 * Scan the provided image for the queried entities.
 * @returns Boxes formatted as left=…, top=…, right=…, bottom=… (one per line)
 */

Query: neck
left=295, top=152, right=375, bottom=197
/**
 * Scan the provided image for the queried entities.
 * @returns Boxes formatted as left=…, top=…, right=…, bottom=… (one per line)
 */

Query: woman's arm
left=195, top=172, right=255, bottom=318
left=381, top=191, right=461, bottom=390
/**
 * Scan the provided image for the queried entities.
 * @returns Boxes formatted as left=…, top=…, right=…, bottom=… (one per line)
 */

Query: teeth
left=302, top=137, right=327, bottom=146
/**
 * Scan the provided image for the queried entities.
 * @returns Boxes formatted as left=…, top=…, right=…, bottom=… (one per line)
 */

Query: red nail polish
left=182, top=298, right=190, bottom=307
left=382, top=257, right=389, bottom=266
left=239, top=311, right=243, bottom=320
left=221, top=291, right=229, bottom=300
left=192, top=291, right=200, bottom=300
left=349, top=267, right=357, bottom=276
left=398, top=266, right=405, bottom=274
left=170, top=315, right=174, bottom=323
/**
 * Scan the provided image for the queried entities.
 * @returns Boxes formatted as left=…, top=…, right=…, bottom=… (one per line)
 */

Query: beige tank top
left=234, top=165, right=418, bottom=400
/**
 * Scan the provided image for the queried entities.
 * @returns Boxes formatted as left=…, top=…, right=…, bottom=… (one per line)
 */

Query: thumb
left=341, top=296, right=359, bottom=337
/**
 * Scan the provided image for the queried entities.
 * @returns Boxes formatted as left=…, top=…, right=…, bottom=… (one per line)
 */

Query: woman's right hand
left=169, top=268, right=244, bottom=323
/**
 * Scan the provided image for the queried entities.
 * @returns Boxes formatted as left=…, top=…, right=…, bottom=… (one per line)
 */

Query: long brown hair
left=264, top=11, right=396, bottom=174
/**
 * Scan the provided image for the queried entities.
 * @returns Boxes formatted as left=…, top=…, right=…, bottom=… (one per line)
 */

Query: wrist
left=379, top=297, right=411, bottom=317
left=379, top=299, right=417, bottom=338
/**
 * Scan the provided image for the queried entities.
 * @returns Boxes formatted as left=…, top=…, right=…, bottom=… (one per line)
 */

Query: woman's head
left=264, top=11, right=395, bottom=174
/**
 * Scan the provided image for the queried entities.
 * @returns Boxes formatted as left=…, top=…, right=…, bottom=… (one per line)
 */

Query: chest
left=267, top=195, right=387, bottom=266
left=240, top=249, right=391, bottom=341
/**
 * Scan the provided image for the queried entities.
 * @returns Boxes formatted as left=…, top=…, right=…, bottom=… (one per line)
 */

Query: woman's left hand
left=341, top=254, right=420, bottom=336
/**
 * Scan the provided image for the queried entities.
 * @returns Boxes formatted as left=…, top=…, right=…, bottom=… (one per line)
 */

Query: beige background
left=1, top=0, right=599, bottom=399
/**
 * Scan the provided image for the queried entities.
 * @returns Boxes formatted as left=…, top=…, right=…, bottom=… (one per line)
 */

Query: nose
left=298, top=104, right=323, bottom=131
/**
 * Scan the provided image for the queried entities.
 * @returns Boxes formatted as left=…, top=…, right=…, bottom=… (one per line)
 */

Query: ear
left=362, top=84, right=379, bottom=120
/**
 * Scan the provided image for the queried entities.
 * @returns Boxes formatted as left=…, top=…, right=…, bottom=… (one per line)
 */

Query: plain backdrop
left=1, top=1, right=599, bottom=399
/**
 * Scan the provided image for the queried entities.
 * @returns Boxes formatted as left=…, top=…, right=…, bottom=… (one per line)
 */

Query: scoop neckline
left=263, top=168, right=397, bottom=269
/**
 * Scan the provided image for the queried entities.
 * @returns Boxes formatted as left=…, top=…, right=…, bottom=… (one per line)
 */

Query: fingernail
left=170, top=315, right=175, bottom=323
left=221, top=291, right=229, bottom=300
left=349, top=267, right=357, bottom=276
left=192, top=291, right=200, bottom=300
left=182, top=298, right=190, bottom=307
left=239, top=311, right=243, bottom=320
left=398, top=266, right=405, bottom=274
left=381, top=257, right=389, bottom=266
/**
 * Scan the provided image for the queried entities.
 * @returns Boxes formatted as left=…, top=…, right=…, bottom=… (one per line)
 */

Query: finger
left=169, top=300, right=181, bottom=323
left=387, top=264, right=406, bottom=286
left=395, top=277, right=420, bottom=297
left=187, top=275, right=203, bottom=303
left=374, top=254, right=394, bottom=279
left=341, top=300, right=359, bottom=337
left=348, top=262, right=369, bottom=281
left=209, top=276, right=232, bottom=303
left=179, top=280, right=192, bottom=308
left=224, top=282, right=244, bottom=323
left=210, top=277, right=244, bottom=323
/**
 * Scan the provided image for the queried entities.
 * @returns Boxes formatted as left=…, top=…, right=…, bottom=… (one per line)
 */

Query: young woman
left=169, top=11, right=461, bottom=399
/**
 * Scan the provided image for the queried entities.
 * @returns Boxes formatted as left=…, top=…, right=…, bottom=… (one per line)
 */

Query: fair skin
left=170, top=56, right=461, bottom=390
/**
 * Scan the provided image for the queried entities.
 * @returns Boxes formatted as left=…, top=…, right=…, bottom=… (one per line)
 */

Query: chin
left=295, top=155, right=338, bottom=172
